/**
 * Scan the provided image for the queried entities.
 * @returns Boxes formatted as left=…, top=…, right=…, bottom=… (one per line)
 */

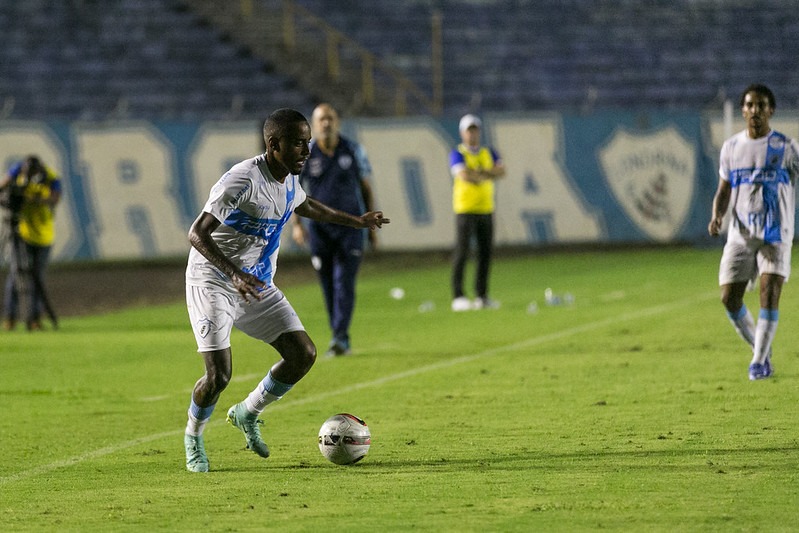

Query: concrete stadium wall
left=2, top=112, right=798, bottom=262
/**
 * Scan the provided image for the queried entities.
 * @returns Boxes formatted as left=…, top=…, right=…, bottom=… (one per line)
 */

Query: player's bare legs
left=227, top=331, right=317, bottom=458
left=269, top=330, right=317, bottom=384
left=193, top=349, right=233, bottom=406
left=748, top=273, right=783, bottom=378
left=720, top=280, right=755, bottom=345
left=720, top=281, right=748, bottom=314
left=759, top=273, right=784, bottom=310
left=184, top=348, right=232, bottom=472
left=721, top=275, right=783, bottom=379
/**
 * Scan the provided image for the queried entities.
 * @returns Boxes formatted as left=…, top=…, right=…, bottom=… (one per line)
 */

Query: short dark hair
left=263, top=108, right=308, bottom=139
left=739, top=84, right=776, bottom=109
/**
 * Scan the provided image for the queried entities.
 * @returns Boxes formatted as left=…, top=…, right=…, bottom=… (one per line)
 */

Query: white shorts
left=718, top=237, right=792, bottom=286
left=186, top=283, right=305, bottom=352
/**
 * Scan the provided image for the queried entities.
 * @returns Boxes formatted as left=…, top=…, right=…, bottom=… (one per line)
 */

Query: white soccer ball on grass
left=318, top=413, right=371, bottom=465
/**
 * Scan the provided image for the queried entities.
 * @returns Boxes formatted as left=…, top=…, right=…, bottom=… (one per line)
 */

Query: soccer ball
left=318, top=413, right=371, bottom=465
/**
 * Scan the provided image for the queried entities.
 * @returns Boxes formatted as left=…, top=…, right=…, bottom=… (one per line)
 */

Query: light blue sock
left=752, top=308, right=779, bottom=365
left=245, top=371, right=294, bottom=414
left=726, top=305, right=755, bottom=347
left=186, top=399, right=215, bottom=436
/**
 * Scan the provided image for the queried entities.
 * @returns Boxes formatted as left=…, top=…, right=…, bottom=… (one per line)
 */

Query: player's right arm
left=188, top=211, right=265, bottom=301
left=708, top=179, right=731, bottom=236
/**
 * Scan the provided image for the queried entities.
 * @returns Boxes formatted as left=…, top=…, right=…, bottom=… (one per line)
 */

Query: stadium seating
left=0, top=0, right=315, bottom=120
left=290, top=0, right=799, bottom=114
left=1, top=0, right=797, bottom=119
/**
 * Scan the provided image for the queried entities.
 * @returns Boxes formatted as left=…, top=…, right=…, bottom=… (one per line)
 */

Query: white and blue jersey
left=720, top=130, right=799, bottom=244
left=186, top=155, right=307, bottom=288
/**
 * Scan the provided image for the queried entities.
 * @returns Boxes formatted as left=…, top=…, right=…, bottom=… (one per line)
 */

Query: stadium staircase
left=179, top=0, right=441, bottom=117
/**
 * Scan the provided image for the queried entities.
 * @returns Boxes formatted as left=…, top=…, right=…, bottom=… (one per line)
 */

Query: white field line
left=0, top=293, right=715, bottom=485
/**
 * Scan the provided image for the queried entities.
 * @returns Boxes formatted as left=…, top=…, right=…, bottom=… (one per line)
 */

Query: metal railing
left=185, top=0, right=442, bottom=116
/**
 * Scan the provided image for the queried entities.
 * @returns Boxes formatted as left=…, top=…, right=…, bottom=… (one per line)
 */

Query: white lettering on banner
left=354, top=120, right=455, bottom=249
left=188, top=123, right=262, bottom=212
left=0, top=122, right=78, bottom=260
left=74, top=123, right=188, bottom=258
left=491, top=117, right=604, bottom=243
left=599, top=127, right=694, bottom=241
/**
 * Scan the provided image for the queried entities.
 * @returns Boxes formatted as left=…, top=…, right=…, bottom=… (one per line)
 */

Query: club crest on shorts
left=197, top=318, right=214, bottom=338
left=599, top=126, right=695, bottom=241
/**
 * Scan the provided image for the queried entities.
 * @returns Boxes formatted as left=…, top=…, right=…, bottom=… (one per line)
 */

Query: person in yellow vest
left=449, top=114, right=506, bottom=311
left=0, top=155, right=61, bottom=330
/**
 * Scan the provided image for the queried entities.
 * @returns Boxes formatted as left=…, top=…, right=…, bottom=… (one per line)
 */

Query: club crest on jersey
left=599, top=126, right=695, bottom=241
left=338, top=154, right=353, bottom=170
left=768, top=135, right=785, bottom=150
left=308, top=157, right=323, bottom=177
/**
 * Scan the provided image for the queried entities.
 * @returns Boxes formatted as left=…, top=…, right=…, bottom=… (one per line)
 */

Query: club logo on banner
left=599, top=127, right=696, bottom=241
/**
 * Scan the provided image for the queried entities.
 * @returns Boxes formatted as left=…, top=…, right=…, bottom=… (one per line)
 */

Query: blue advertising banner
left=0, top=112, right=795, bottom=262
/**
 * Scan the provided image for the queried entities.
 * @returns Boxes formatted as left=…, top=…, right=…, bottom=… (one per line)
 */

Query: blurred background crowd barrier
left=5, top=111, right=797, bottom=262
left=2, top=0, right=798, bottom=262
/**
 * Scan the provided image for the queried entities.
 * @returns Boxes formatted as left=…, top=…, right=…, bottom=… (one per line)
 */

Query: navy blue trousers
left=309, top=226, right=364, bottom=345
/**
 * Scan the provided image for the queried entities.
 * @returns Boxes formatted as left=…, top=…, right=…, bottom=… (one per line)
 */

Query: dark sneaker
left=325, top=339, right=352, bottom=357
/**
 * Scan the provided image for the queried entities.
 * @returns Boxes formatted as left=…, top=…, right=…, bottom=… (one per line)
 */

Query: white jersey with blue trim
left=186, top=155, right=307, bottom=288
left=720, top=129, right=799, bottom=244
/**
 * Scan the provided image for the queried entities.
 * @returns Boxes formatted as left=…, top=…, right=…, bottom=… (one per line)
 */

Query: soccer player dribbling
left=708, top=84, right=799, bottom=381
left=182, top=108, right=389, bottom=472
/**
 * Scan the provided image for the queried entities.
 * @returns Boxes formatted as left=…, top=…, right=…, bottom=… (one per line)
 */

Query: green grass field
left=2, top=247, right=799, bottom=531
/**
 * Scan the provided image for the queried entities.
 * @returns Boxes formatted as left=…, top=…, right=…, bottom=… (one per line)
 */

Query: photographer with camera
left=0, top=155, right=61, bottom=331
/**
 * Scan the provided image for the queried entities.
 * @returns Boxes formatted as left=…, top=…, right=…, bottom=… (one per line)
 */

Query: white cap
left=459, top=114, right=481, bottom=133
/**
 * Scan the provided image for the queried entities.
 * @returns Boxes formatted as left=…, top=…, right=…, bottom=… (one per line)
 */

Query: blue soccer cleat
left=748, top=363, right=772, bottom=381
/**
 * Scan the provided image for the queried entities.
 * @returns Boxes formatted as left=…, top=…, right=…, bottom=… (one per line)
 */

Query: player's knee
left=720, top=287, right=743, bottom=312
left=721, top=293, right=740, bottom=312
left=273, top=332, right=317, bottom=377
left=297, top=341, right=317, bottom=373
left=208, top=369, right=231, bottom=393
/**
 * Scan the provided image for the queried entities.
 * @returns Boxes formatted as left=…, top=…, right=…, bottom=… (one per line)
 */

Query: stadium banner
left=1, top=112, right=793, bottom=262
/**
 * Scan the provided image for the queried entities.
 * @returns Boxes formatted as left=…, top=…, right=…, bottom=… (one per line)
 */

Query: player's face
left=276, top=121, right=312, bottom=174
left=742, top=92, right=773, bottom=136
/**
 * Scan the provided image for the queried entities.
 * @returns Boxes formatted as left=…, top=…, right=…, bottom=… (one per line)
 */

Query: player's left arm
left=353, top=143, right=375, bottom=212
left=295, top=196, right=389, bottom=230
left=359, top=178, right=380, bottom=248
left=355, top=144, right=380, bottom=246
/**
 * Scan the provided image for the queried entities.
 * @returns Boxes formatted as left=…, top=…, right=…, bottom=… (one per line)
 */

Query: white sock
left=244, top=371, right=294, bottom=415
left=727, top=305, right=755, bottom=348
left=185, top=399, right=215, bottom=437
left=751, top=309, right=779, bottom=366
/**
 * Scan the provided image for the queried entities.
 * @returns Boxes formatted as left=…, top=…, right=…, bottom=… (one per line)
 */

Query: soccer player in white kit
left=183, top=109, right=389, bottom=472
left=708, top=84, right=799, bottom=381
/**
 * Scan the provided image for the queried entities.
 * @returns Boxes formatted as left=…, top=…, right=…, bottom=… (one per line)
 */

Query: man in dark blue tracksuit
left=292, top=103, right=378, bottom=356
